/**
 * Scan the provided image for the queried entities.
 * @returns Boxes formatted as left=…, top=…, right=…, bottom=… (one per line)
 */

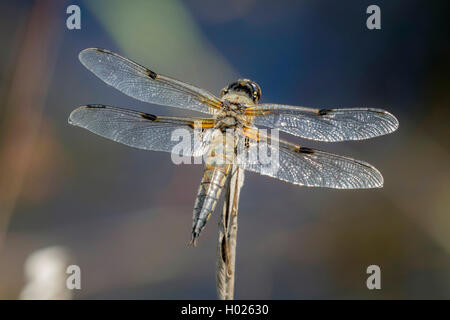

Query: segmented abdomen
left=190, top=130, right=235, bottom=245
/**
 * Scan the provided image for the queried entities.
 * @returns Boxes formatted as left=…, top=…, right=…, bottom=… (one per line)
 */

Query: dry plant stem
left=216, top=165, right=244, bottom=300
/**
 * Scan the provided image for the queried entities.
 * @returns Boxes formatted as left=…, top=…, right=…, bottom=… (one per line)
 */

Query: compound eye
left=253, top=90, right=260, bottom=102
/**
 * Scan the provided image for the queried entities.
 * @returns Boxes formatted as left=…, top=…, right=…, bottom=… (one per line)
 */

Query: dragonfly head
left=221, top=79, right=261, bottom=103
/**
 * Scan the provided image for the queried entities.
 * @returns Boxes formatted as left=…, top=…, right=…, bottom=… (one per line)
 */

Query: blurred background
left=0, top=0, right=449, bottom=299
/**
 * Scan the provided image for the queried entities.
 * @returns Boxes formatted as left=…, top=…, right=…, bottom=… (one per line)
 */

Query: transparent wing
left=248, top=104, right=399, bottom=142
left=237, top=127, right=383, bottom=189
left=68, top=104, right=213, bottom=155
left=78, top=48, right=222, bottom=114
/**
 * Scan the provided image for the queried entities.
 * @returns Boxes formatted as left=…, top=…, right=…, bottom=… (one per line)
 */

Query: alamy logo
left=66, top=265, right=81, bottom=290
left=170, top=128, right=281, bottom=176
left=366, top=265, right=381, bottom=290
left=366, top=5, right=381, bottom=30
left=66, top=5, right=81, bottom=30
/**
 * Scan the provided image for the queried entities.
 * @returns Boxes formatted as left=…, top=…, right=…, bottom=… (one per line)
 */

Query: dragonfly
left=69, top=48, right=399, bottom=245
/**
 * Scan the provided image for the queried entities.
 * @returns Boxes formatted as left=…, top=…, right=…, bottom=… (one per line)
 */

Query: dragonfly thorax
left=214, top=115, right=242, bottom=132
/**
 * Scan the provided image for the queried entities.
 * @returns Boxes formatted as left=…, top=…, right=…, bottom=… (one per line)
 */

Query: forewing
left=68, top=104, right=212, bottom=156
left=248, top=104, right=398, bottom=142
left=237, top=127, right=383, bottom=189
left=79, top=48, right=222, bottom=114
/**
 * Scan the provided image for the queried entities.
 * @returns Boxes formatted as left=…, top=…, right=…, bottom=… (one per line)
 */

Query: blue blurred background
left=0, top=0, right=449, bottom=299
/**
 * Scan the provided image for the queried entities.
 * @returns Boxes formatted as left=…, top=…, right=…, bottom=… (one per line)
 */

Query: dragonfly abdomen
left=191, top=165, right=231, bottom=244
left=190, top=131, right=235, bottom=245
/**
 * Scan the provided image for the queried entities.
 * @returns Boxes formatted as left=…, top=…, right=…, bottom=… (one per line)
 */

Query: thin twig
left=216, top=165, right=244, bottom=300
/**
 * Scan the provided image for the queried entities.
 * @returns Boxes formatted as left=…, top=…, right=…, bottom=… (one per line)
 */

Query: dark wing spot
left=297, top=147, right=315, bottom=154
left=356, top=160, right=373, bottom=169
left=140, top=113, right=157, bottom=121
left=86, top=104, right=105, bottom=109
left=94, top=48, right=112, bottom=54
left=318, top=108, right=332, bottom=116
left=145, top=68, right=158, bottom=80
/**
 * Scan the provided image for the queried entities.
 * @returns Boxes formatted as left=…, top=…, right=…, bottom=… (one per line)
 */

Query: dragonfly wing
left=69, top=104, right=213, bottom=156
left=237, top=127, right=383, bottom=189
left=249, top=104, right=398, bottom=142
left=79, top=48, right=222, bottom=114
